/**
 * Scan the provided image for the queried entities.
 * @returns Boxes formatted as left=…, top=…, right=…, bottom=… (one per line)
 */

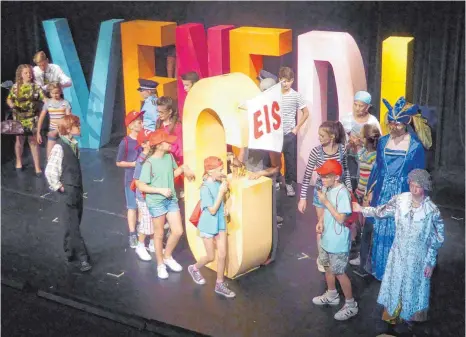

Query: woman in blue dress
left=365, top=97, right=432, bottom=280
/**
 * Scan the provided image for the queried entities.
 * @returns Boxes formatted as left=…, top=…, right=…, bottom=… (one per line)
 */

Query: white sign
left=246, top=83, right=283, bottom=152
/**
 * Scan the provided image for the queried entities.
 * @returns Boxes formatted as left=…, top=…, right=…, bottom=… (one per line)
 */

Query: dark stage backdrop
left=1, top=1, right=464, bottom=206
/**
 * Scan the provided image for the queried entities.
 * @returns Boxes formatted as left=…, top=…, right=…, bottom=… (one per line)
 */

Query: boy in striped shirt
left=278, top=67, right=309, bottom=197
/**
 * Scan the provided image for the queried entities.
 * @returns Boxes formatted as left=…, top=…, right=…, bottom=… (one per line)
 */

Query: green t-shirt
left=139, top=153, right=178, bottom=206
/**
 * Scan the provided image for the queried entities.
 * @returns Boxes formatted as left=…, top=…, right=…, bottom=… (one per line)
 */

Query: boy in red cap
left=116, top=110, right=143, bottom=248
left=136, top=129, right=195, bottom=279
left=187, top=156, right=235, bottom=298
left=312, top=159, right=358, bottom=321
left=132, top=129, right=155, bottom=261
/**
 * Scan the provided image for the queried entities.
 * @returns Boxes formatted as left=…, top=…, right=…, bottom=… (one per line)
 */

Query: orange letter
left=121, top=20, right=177, bottom=118
left=230, top=27, right=292, bottom=83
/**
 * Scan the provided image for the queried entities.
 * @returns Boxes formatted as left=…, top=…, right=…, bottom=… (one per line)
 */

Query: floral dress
left=362, top=192, right=444, bottom=321
left=7, top=83, right=45, bottom=134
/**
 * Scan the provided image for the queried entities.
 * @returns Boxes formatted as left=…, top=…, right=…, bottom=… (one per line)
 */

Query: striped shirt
left=281, top=88, right=306, bottom=135
left=42, top=99, right=71, bottom=130
left=300, top=144, right=352, bottom=200
left=355, top=148, right=377, bottom=199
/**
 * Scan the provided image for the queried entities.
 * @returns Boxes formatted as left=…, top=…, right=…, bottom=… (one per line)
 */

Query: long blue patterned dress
left=365, top=132, right=425, bottom=280
left=362, top=193, right=444, bottom=321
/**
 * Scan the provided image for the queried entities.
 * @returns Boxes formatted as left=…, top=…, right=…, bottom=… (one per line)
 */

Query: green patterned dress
left=7, top=83, right=45, bottom=134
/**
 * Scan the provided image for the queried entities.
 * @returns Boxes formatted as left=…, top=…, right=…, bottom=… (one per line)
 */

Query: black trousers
left=60, top=186, right=89, bottom=262
left=360, top=219, right=373, bottom=274
left=282, top=132, right=297, bottom=184
left=269, top=181, right=280, bottom=262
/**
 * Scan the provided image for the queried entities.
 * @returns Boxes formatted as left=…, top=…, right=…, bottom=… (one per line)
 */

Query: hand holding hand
left=184, top=166, right=196, bottom=181
left=298, top=199, right=307, bottom=214
left=160, top=188, right=173, bottom=198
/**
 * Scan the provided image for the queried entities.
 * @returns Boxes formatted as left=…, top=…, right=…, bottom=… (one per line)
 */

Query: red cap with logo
left=125, top=110, right=144, bottom=127
left=316, top=159, right=343, bottom=176
left=136, top=129, right=153, bottom=147
left=149, top=129, right=177, bottom=146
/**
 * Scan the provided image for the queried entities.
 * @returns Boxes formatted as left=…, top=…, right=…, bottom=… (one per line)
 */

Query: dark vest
left=57, top=138, right=82, bottom=189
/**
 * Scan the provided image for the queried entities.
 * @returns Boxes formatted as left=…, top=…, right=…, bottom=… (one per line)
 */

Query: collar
left=145, top=95, right=156, bottom=102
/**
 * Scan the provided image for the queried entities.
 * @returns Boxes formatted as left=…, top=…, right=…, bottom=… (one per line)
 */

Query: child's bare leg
left=47, top=130, right=58, bottom=159
left=215, top=231, right=228, bottom=283
left=127, top=209, right=137, bottom=232
left=138, top=233, right=146, bottom=244
left=164, top=211, right=183, bottom=258
left=28, top=135, right=41, bottom=173
left=336, top=273, right=353, bottom=300
left=152, top=215, right=166, bottom=266
left=15, top=135, right=24, bottom=168
left=325, top=270, right=337, bottom=290
left=195, top=238, right=215, bottom=269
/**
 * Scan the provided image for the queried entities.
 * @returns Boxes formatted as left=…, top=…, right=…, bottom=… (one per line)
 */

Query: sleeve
left=370, top=115, right=383, bottom=133
left=45, top=144, right=64, bottom=191
left=116, top=139, right=126, bottom=162
left=56, top=65, right=72, bottom=88
left=133, top=161, right=142, bottom=180
left=64, top=100, right=72, bottom=111
left=139, top=162, right=152, bottom=184
left=297, top=92, right=307, bottom=110
left=171, top=154, right=179, bottom=169
left=341, top=144, right=352, bottom=190
left=42, top=100, right=49, bottom=112
left=7, top=86, right=16, bottom=102
left=361, top=195, right=397, bottom=218
left=33, top=67, right=45, bottom=90
left=200, top=185, right=215, bottom=210
left=337, top=188, right=352, bottom=215
left=300, top=147, right=318, bottom=200
left=425, top=208, right=445, bottom=267
left=366, top=143, right=381, bottom=196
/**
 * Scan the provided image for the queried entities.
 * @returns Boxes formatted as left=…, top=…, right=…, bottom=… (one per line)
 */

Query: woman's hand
left=59, top=186, right=65, bottom=193
left=219, top=181, right=229, bottom=195
left=352, top=202, right=362, bottom=213
left=316, top=221, right=324, bottom=234
left=248, top=172, right=261, bottom=180
left=37, top=133, right=43, bottom=145
left=298, top=199, right=307, bottom=214
left=183, top=166, right=195, bottom=181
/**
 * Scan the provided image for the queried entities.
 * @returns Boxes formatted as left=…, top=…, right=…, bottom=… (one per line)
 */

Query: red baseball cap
left=316, top=159, right=343, bottom=176
left=204, top=156, right=223, bottom=172
left=136, top=129, right=153, bottom=147
left=125, top=110, right=144, bottom=127
left=149, top=129, right=177, bottom=146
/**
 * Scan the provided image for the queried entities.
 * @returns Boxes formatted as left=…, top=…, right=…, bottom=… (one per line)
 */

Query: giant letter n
left=297, top=31, right=367, bottom=184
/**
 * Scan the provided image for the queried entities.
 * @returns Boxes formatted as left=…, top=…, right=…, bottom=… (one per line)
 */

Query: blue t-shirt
left=198, top=180, right=226, bottom=235
left=320, top=184, right=352, bottom=254
left=141, top=95, right=158, bottom=132
left=116, top=136, right=140, bottom=184
left=133, top=152, right=147, bottom=201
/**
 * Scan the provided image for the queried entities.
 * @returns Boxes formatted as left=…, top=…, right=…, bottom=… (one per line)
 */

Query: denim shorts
left=124, top=183, right=137, bottom=210
left=148, top=198, right=180, bottom=218
left=200, top=230, right=225, bottom=239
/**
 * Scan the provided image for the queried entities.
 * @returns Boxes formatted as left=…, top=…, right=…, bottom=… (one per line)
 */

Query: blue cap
left=354, top=91, right=371, bottom=105
left=257, top=69, right=278, bottom=82
left=383, top=97, right=419, bottom=124
left=137, top=79, right=158, bottom=91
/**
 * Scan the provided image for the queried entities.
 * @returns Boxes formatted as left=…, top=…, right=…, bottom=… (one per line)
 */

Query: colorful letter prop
left=43, top=18, right=124, bottom=149
left=121, top=20, right=177, bottom=116
left=297, top=31, right=367, bottom=183
left=183, top=73, right=272, bottom=279
left=230, top=27, right=292, bottom=83
left=380, top=36, right=414, bottom=135
left=176, top=23, right=234, bottom=117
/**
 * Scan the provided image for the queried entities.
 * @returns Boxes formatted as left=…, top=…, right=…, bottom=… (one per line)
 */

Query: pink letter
left=297, top=31, right=367, bottom=184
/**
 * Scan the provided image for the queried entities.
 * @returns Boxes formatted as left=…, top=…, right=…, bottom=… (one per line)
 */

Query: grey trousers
left=269, top=181, right=279, bottom=262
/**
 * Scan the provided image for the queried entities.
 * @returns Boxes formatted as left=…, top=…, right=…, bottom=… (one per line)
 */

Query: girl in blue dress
left=366, top=97, right=432, bottom=280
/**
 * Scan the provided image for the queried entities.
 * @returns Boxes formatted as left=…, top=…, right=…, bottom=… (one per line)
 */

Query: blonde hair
left=14, top=64, right=35, bottom=96
left=47, top=83, right=63, bottom=94
left=33, top=51, right=48, bottom=64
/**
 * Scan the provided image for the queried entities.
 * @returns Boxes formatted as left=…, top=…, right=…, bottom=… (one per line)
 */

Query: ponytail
left=319, top=120, right=346, bottom=144
left=142, top=146, right=156, bottom=165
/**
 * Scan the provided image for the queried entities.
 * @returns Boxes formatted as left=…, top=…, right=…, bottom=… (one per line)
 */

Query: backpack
left=189, top=184, right=214, bottom=227
left=334, top=186, right=358, bottom=230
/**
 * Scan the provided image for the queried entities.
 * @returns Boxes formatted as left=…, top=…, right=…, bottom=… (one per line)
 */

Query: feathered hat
left=382, top=96, right=432, bottom=150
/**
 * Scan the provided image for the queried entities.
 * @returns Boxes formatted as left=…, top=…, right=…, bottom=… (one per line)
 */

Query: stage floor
left=1, top=146, right=464, bottom=337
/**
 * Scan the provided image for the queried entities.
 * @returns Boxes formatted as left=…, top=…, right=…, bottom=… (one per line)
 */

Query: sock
left=327, top=289, right=338, bottom=297
left=192, top=265, right=199, bottom=271
left=346, top=298, right=356, bottom=306
left=137, top=241, right=145, bottom=248
left=149, top=239, right=154, bottom=246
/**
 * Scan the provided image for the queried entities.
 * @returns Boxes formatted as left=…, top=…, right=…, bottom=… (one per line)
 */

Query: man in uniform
left=137, top=79, right=159, bottom=131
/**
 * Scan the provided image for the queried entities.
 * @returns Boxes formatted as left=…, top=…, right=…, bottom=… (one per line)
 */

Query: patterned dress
left=362, top=193, right=444, bottom=321
left=7, top=83, right=45, bottom=134
left=366, top=133, right=425, bottom=280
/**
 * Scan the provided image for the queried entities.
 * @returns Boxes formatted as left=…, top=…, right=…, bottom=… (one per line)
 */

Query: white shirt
left=341, top=113, right=382, bottom=138
left=33, top=64, right=72, bottom=91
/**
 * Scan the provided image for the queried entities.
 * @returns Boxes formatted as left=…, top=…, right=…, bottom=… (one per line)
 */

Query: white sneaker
left=136, top=244, right=152, bottom=261
left=277, top=215, right=284, bottom=223
left=164, top=256, right=183, bottom=272
left=334, top=302, right=359, bottom=321
left=286, top=184, right=295, bottom=197
left=148, top=240, right=155, bottom=253
left=157, top=264, right=169, bottom=279
left=312, top=291, right=340, bottom=306
left=317, top=259, right=325, bottom=273
left=275, top=182, right=280, bottom=191
left=349, top=255, right=360, bottom=266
